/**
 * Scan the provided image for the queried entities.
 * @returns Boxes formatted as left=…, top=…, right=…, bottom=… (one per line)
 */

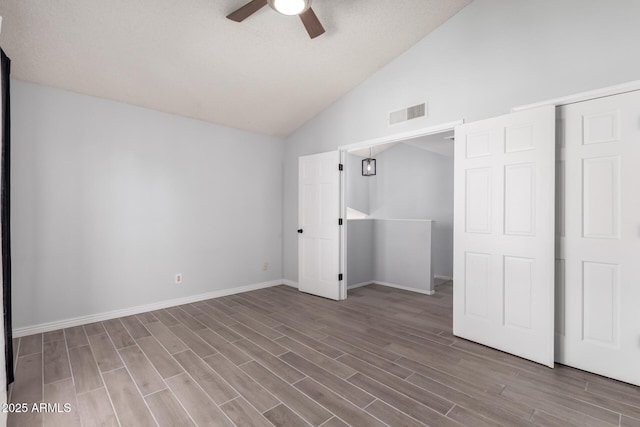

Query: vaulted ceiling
left=0, top=0, right=472, bottom=136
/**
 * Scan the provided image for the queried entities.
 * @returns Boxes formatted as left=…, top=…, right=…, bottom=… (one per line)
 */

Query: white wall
left=11, top=81, right=284, bottom=329
left=346, top=153, right=369, bottom=215
left=283, top=0, right=640, bottom=282
left=369, top=144, right=453, bottom=278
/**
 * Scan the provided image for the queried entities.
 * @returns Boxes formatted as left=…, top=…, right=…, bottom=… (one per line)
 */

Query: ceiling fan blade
left=226, top=0, right=268, bottom=22
left=299, top=7, right=325, bottom=39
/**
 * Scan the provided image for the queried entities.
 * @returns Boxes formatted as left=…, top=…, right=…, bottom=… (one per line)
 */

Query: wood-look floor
left=8, top=281, right=640, bottom=426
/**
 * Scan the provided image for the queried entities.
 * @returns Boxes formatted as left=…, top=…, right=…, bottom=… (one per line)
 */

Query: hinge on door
left=339, top=218, right=343, bottom=225
left=338, top=163, right=343, bottom=171
left=338, top=273, right=343, bottom=281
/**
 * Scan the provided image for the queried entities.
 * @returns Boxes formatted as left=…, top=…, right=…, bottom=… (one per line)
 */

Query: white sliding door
left=556, top=90, right=640, bottom=385
left=298, top=151, right=342, bottom=300
left=454, top=106, right=556, bottom=367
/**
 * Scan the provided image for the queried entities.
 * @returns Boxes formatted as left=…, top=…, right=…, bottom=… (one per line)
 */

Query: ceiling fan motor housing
left=267, top=0, right=312, bottom=16
left=227, top=0, right=324, bottom=39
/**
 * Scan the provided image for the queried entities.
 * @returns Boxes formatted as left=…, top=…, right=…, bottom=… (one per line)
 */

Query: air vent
left=389, top=102, right=427, bottom=126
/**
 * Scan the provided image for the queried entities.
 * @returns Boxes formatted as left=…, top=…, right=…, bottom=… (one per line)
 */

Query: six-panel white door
left=454, top=106, right=556, bottom=367
left=555, top=90, right=640, bottom=385
left=298, top=151, right=341, bottom=300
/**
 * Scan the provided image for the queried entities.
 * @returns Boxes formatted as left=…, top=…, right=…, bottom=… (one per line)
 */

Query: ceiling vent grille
left=389, top=102, right=427, bottom=126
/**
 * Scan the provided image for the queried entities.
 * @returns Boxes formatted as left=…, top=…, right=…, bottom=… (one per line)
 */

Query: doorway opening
left=339, top=121, right=462, bottom=300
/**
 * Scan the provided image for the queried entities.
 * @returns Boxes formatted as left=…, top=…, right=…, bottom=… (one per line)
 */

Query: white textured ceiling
left=0, top=0, right=472, bottom=137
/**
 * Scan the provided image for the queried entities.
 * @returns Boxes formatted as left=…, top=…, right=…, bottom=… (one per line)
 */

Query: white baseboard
left=13, top=279, right=286, bottom=338
left=281, top=279, right=298, bottom=289
left=347, top=280, right=435, bottom=295
left=434, top=275, right=453, bottom=281
left=13, top=278, right=438, bottom=337
left=372, top=281, right=435, bottom=295
left=347, top=281, right=374, bottom=290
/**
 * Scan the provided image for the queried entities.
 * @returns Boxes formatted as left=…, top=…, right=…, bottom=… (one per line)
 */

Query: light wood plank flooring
left=8, top=281, right=640, bottom=426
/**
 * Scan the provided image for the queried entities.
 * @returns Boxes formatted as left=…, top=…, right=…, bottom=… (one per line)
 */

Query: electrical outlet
left=262, top=262, right=269, bottom=271
left=175, top=273, right=182, bottom=284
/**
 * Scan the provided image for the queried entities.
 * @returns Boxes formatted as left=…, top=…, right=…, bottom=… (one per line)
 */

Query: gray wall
left=373, top=220, right=433, bottom=293
left=346, top=220, right=374, bottom=286
left=347, top=219, right=434, bottom=293
left=12, top=81, right=284, bottom=328
left=369, top=144, right=453, bottom=278
left=283, top=0, right=640, bottom=282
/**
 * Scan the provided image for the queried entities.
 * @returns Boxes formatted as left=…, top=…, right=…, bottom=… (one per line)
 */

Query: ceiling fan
left=227, top=0, right=325, bottom=39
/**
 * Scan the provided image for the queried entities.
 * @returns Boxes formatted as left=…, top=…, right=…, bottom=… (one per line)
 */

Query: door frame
left=511, top=80, right=640, bottom=112
left=337, top=119, right=465, bottom=300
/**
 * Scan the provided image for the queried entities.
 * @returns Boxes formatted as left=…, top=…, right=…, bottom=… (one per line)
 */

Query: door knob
left=297, top=229, right=303, bottom=233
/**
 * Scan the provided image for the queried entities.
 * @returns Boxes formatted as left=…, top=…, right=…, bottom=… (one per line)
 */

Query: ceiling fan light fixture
left=268, top=0, right=311, bottom=16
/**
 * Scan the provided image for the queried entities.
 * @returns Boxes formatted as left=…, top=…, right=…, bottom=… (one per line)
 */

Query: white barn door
left=454, top=106, right=556, bottom=367
left=298, top=151, right=342, bottom=300
left=556, top=90, right=640, bottom=385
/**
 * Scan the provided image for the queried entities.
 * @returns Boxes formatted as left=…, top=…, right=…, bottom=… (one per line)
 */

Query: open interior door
left=298, top=151, right=342, bottom=300
left=453, top=106, right=555, bottom=367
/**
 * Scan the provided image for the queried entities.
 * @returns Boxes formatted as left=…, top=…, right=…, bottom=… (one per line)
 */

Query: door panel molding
left=454, top=106, right=555, bottom=368
left=298, top=151, right=341, bottom=300
left=556, top=90, right=640, bottom=386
